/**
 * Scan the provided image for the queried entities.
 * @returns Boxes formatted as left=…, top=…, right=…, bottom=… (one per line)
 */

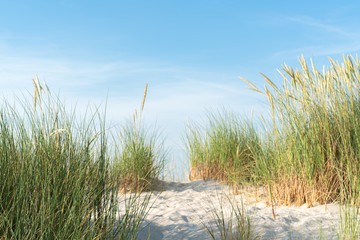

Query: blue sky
left=1, top=1, right=360, bottom=177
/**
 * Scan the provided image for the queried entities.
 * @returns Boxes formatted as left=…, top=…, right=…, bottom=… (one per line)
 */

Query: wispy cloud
left=270, top=15, right=360, bottom=61
left=0, top=49, right=267, bottom=151
left=0, top=52, right=186, bottom=93
left=271, top=43, right=360, bottom=61
left=288, top=16, right=356, bottom=38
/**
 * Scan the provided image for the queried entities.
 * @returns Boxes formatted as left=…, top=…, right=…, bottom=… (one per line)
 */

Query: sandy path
left=131, top=180, right=341, bottom=240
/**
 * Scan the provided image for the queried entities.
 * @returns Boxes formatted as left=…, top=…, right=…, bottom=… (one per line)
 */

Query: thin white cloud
left=288, top=16, right=356, bottom=38
left=271, top=43, right=360, bottom=60
left=0, top=49, right=266, bottom=137
left=270, top=15, right=360, bottom=61
left=0, top=54, right=182, bottom=93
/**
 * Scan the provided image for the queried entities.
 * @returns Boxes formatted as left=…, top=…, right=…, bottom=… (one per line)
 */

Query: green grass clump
left=114, top=83, right=166, bottom=192
left=243, top=55, right=360, bottom=207
left=187, top=54, right=360, bottom=208
left=185, top=110, right=260, bottom=189
left=0, top=78, right=150, bottom=239
left=115, top=118, right=166, bottom=192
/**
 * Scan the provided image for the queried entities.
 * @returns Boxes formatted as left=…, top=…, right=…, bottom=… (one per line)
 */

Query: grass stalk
left=201, top=193, right=261, bottom=240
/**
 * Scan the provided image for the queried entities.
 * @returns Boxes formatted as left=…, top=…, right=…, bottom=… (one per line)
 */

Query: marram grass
left=114, top=83, right=166, bottom=193
left=0, top=78, right=155, bottom=239
left=187, top=54, right=360, bottom=208
left=185, top=110, right=260, bottom=189
left=201, top=193, right=261, bottom=240
left=245, top=55, right=360, bottom=207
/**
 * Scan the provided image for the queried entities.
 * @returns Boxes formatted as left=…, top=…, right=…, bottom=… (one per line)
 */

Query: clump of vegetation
left=245, top=55, right=360, bottom=207
left=0, top=77, right=151, bottom=239
left=185, top=110, right=260, bottom=188
left=187, top=55, right=360, bottom=208
left=114, top=83, right=166, bottom=193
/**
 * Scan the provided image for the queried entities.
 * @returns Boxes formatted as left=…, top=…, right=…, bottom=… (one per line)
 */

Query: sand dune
left=129, top=180, right=341, bottom=239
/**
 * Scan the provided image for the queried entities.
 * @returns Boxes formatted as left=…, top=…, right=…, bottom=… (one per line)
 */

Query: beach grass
left=113, top=83, right=166, bottom=193
left=3, top=54, right=360, bottom=239
left=185, top=110, right=260, bottom=189
left=201, top=193, right=261, bottom=240
left=0, top=78, right=158, bottom=239
left=336, top=197, right=360, bottom=240
left=186, top=54, right=360, bottom=209
left=248, top=55, right=360, bottom=207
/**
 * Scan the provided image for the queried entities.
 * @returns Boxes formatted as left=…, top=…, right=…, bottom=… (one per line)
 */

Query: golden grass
left=189, top=164, right=235, bottom=183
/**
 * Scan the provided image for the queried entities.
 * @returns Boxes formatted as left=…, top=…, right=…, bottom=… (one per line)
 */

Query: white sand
left=127, top=180, right=342, bottom=239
